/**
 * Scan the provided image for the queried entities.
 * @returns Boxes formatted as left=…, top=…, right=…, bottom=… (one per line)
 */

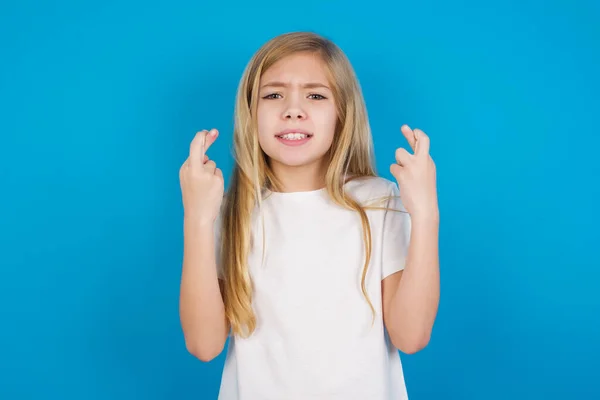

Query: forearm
left=179, top=218, right=228, bottom=361
left=390, top=214, right=440, bottom=352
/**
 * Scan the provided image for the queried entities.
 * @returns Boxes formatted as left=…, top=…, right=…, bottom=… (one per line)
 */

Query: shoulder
left=344, top=175, right=399, bottom=202
left=345, top=175, right=408, bottom=215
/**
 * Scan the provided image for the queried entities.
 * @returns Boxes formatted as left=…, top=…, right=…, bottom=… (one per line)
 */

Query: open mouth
left=275, top=132, right=313, bottom=140
left=275, top=131, right=313, bottom=146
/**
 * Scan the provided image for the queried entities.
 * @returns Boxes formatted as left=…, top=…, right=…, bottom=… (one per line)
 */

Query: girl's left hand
left=390, top=125, right=439, bottom=221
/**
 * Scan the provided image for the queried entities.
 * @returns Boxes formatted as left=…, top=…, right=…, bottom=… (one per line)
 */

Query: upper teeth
left=280, top=133, right=308, bottom=140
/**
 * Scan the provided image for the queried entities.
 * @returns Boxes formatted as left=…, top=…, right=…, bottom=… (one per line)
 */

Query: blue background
left=1, top=0, right=599, bottom=399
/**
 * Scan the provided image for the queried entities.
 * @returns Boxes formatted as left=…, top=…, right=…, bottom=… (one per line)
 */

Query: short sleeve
left=381, top=182, right=412, bottom=279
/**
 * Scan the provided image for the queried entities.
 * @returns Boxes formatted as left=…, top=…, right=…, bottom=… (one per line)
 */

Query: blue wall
left=1, top=1, right=598, bottom=399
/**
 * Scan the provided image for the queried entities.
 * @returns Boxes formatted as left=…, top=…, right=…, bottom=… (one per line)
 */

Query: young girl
left=179, top=31, right=440, bottom=400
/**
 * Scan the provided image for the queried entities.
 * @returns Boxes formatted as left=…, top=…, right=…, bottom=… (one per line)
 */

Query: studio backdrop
left=1, top=1, right=598, bottom=399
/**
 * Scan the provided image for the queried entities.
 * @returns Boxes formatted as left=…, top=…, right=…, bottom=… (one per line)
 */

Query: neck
left=269, top=158, right=327, bottom=193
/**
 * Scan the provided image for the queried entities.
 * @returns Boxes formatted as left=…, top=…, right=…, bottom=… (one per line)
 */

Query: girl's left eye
left=309, top=94, right=326, bottom=100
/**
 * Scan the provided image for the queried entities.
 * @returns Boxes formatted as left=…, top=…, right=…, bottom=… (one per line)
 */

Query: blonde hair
left=219, top=31, right=393, bottom=338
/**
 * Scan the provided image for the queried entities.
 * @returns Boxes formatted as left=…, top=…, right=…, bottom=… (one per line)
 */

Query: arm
left=179, top=218, right=229, bottom=362
left=384, top=125, right=440, bottom=354
left=382, top=213, right=440, bottom=354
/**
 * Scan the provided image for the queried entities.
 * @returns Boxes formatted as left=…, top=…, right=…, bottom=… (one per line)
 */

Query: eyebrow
left=260, top=81, right=331, bottom=90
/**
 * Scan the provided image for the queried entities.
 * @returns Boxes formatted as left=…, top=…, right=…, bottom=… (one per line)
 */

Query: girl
left=179, top=31, right=440, bottom=400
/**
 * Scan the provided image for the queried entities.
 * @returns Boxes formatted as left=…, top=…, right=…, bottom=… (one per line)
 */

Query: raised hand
left=179, top=129, right=224, bottom=225
left=390, top=125, right=439, bottom=221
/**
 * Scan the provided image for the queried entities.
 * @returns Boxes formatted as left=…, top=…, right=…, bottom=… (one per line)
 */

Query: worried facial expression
left=257, top=52, right=338, bottom=169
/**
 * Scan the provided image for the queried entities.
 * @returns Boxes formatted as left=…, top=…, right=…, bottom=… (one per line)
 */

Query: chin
left=270, top=155, right=317, bottom=168
left=260, top=139, right=330, bottom=169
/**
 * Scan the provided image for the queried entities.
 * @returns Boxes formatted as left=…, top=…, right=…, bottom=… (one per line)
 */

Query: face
left=256, top=52, right=338, bottom=170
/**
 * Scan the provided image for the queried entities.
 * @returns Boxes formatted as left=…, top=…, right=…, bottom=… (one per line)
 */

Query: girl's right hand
left=179, top=129, right=224, bottom=225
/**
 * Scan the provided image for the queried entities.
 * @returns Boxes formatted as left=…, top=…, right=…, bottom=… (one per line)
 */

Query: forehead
left=261, top=52, right=330, bottom=84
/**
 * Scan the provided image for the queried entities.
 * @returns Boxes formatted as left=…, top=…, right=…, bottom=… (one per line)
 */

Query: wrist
left=184, top=214, right=215, bottom=230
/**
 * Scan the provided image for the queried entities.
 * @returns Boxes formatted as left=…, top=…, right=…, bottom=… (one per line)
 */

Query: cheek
left=257, top=104, right=273, bottom=139
left=256, top=103, right=267, bottom=130
left=314, top=103, right=338, bottom=137
left=256, top=105, right=282, bottom=158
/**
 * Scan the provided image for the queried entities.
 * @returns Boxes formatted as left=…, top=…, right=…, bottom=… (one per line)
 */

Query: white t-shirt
left=215, top=176, right=412, bottom=400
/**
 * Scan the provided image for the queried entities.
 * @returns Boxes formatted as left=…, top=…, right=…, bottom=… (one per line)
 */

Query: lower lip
left=276, top=136, right=312, bottom=146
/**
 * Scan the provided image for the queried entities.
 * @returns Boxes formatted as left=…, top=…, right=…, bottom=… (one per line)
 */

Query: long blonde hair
left=220, top=31, right=390, bottom=338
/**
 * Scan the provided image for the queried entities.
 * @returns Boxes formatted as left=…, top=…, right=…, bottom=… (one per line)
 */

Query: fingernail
left=210, top=129, right=217, bottom=136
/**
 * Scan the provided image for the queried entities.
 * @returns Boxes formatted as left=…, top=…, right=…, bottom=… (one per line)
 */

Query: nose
left=282, top=98, right=306, bottom=120
left=284, top=108, right=306, bottom=120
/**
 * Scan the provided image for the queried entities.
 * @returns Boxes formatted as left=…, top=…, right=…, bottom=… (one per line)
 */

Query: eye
left=308, top=93, right=327, bottom=100
left=262, top=93, right=282, bottom=99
